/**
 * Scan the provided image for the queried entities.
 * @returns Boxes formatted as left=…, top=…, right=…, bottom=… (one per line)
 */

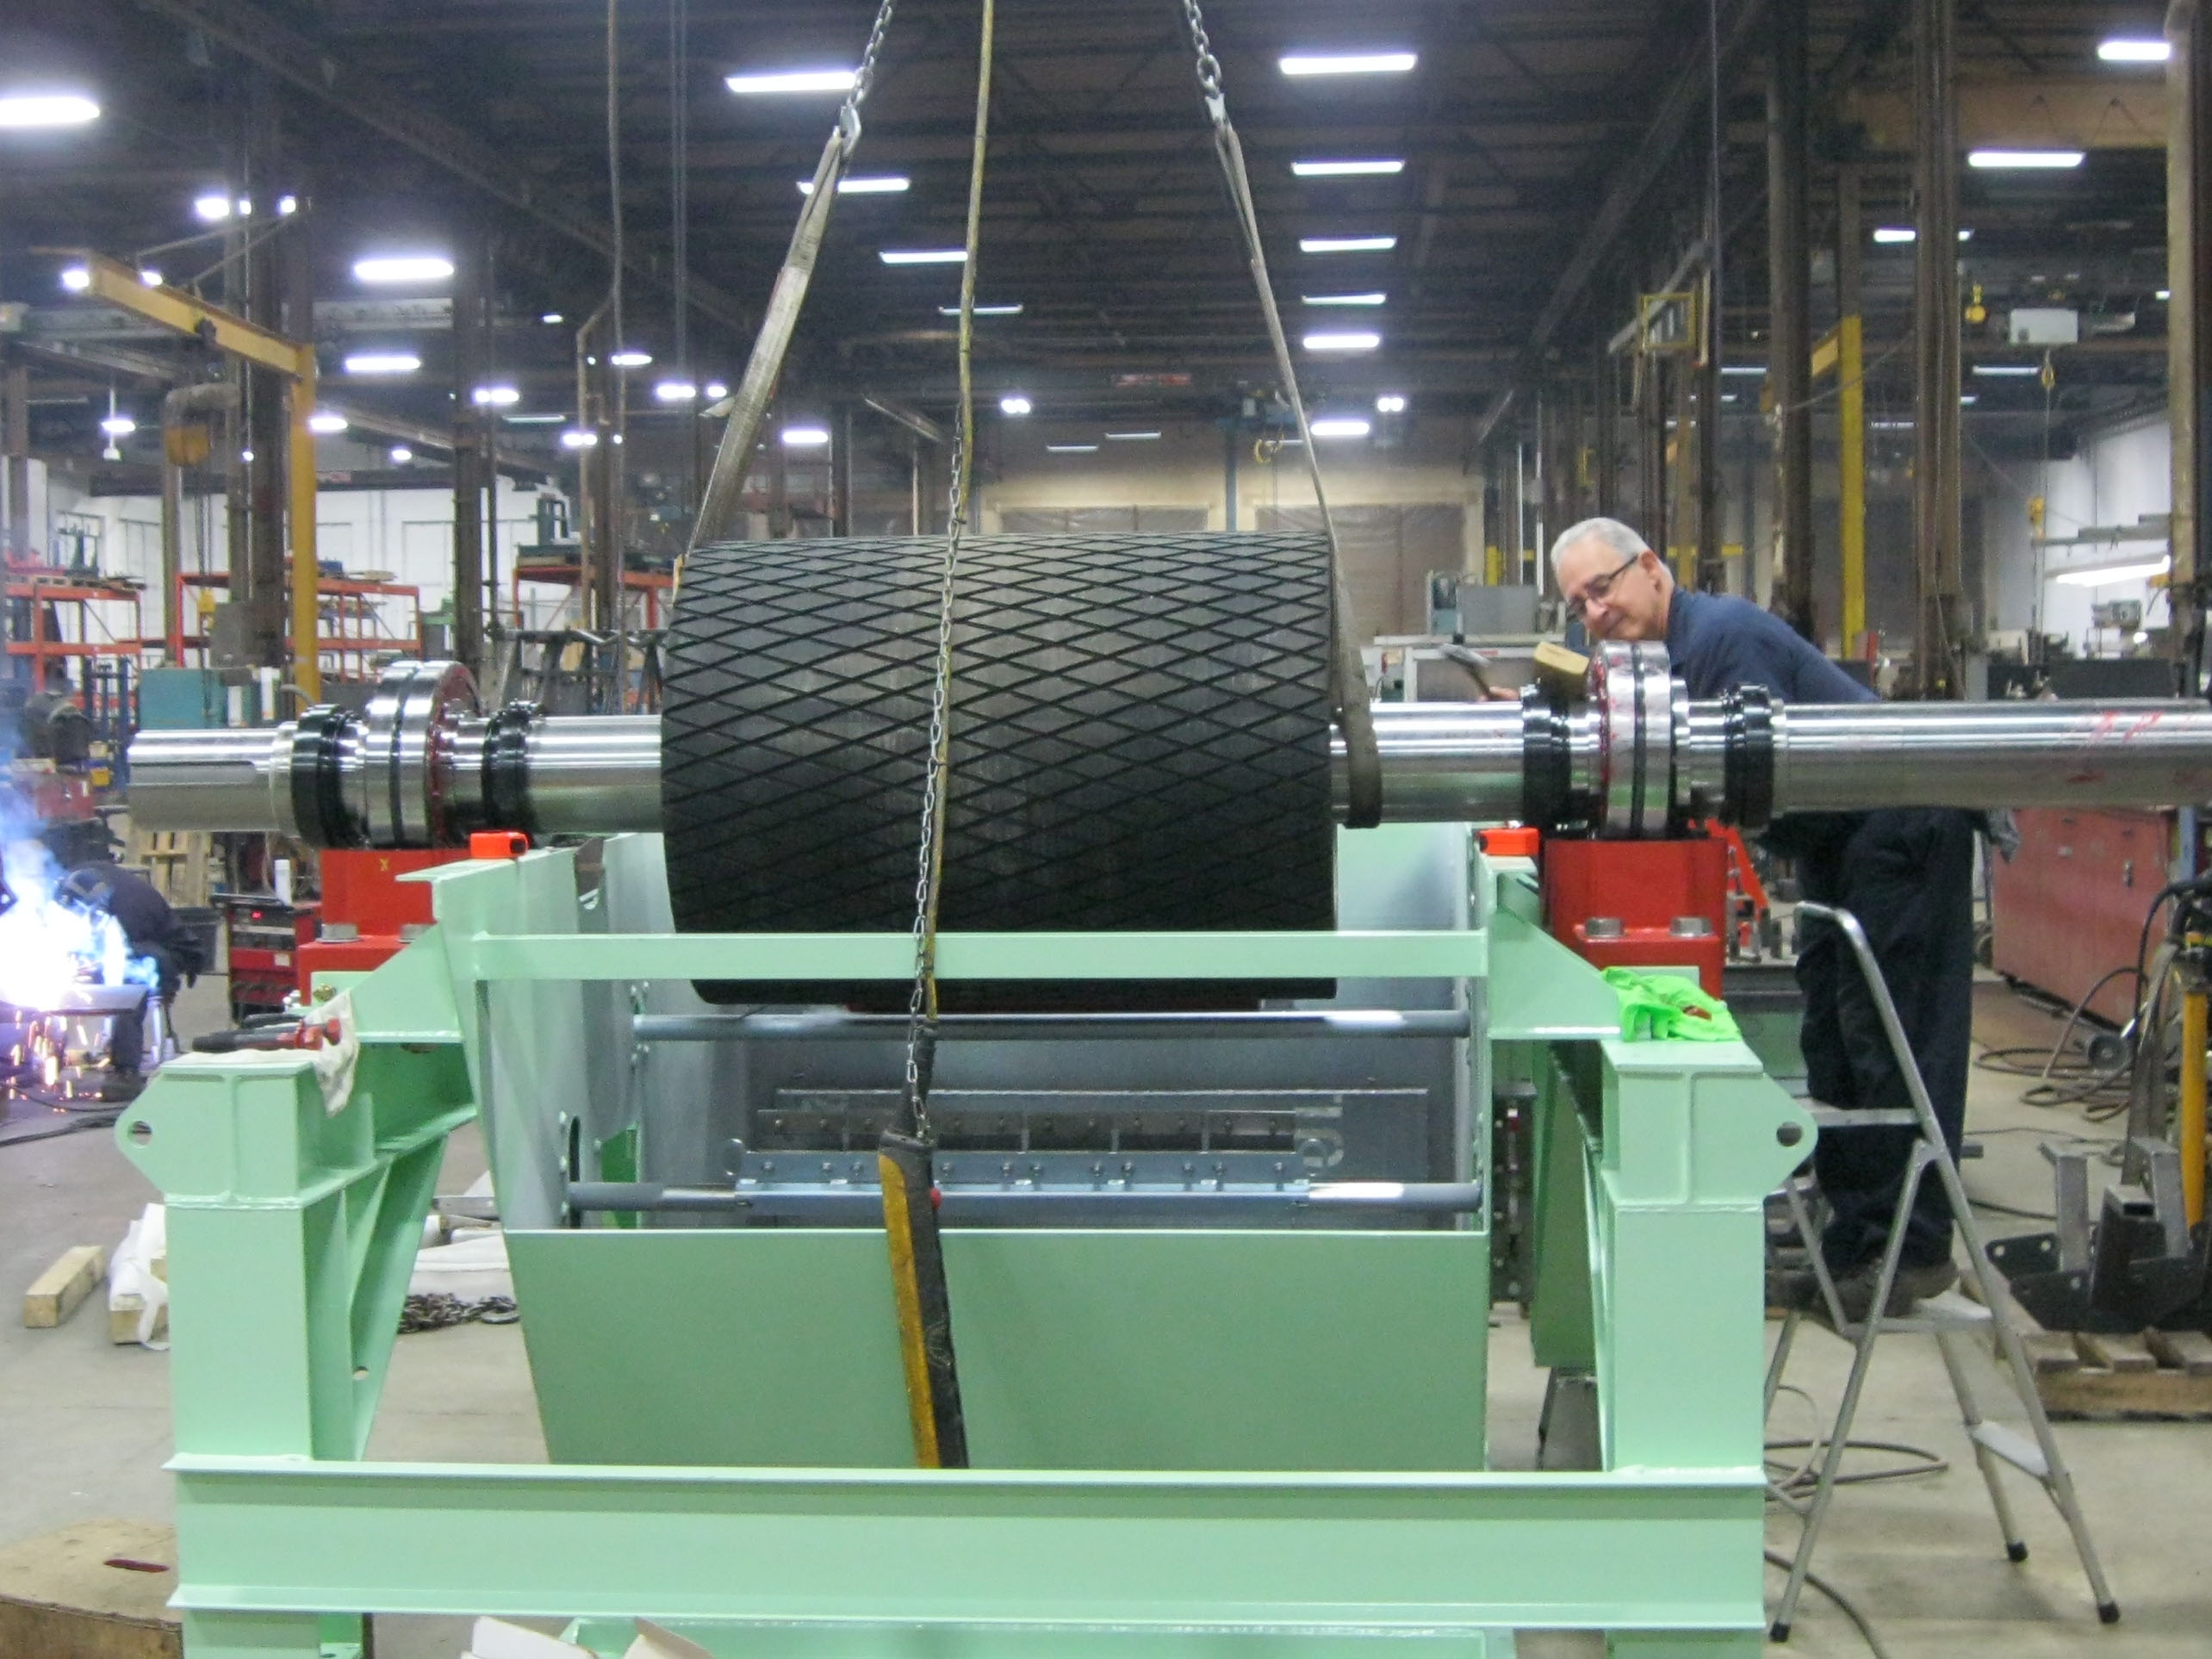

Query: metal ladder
left=1763, top=900, right=2120, bottom=1642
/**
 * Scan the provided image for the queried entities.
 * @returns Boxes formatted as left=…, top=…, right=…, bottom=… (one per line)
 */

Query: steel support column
left=1911, top=0, right=1964, bottom=698
left=452, top=233, right=490, bottom=674
left=2171, top=0, right=2211, bottom=687
left=1768, top=0, right=1814, bottom=636
left=1836, top=165, right=1868, bottom=655
left=3, top=357, right=28, bottom=562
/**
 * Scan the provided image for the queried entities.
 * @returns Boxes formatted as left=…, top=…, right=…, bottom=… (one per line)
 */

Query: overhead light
left=1104, top=430, right=1161, bottom=441
left=1960, top=394, right=1979, bottom=406
left=610, top=349, right=653, bottom=367
left=704, top=381, right=730, bottom=399
left=139, top=268, right=162, bottom=287
left=277, top=194, right=298, bottom=216
left=502, top=413, right=567, bottom=424
left=1301, top=235, right=1396, bottom=253
left=1973, top=363, right=2042, bottom=376
left=0, top=93, right=101, bottom=128
left=1871, top=227, right=1973, bottom=244
left=725, top=68, right=856, bottom=95
left=59, top=265, right=90, bottom=292
left=999, top=395, right=1033, bottom=416
left=1279, top=53, right=1418, bottom=77
left=2054, top=556, right=2171, bottom=587
left=881, top=247, right=968, bottom=264
left=1722, top=364, right=1767, bottom=376
left=235, top=197, right=252, bottom=216
left=798, top=174, right=910, bottom=195
left=1969, top=149, right=2085, bottom=170
left=1375, top=394, right=1407, bottom=413
left=1871, top=419, right=1915, bottom=430
left=307, top=412, right=348, bottom=434
left=345, top=351, right=420, bottom=376
left=1303, top=291, right=1386, bottom=306
left=541, top=312, right=565, bottom=325
left=470, top=384, right=520, bottom=407
left=1046, top=443, right=1099, bottom=454
left=1290, top=158, right=1405, bottom=177
left=388, top=446, right=413, bottom=463
left=2158, top=289, right=2173, bottom=301
left=559, top=428, right=600, bottom=450
left=1311, top=417, right=1371, bottom=438
left=938, top=302, right=1024, bottom=316
left=193, top=192, right=233, bottom=222
left=98, top=414, right=136, bottom=437
left=239, top=449, right=253, bottom=463
left=1304, top=330, right=1380, bottom=351
left=782, top=426, right=830, bottom=447
left=2098, top=38, right=2172, bottom=63
left=653, top=381, right=698, bottom=403
left=353, top=254, right=454, bottom=284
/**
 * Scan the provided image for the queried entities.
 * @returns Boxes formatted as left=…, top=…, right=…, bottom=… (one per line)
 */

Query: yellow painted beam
left=1810, top=326, right=1840, bottom=381
left=84, top=256, right=314, bottom=380
left=1838, top=314, right=1867, bottom=649
left=288, top=374, right=321, bottom=703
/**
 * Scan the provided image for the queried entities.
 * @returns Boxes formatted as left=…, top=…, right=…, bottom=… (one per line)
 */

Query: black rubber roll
left=662, top=532, right=1338, bottom=1008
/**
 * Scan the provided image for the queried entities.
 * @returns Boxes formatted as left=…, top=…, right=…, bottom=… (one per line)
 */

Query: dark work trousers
left=1792, top=807, right=1978, bottom=1272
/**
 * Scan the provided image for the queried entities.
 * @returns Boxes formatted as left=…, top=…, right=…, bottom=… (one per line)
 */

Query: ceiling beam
left=122, top=0, right=755, bottom=333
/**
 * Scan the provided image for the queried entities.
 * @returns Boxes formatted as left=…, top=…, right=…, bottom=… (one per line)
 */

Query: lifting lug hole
left=127, top=1121, right=152, bottom=1145
left=1776, top=1122, right=1804, bottom=1147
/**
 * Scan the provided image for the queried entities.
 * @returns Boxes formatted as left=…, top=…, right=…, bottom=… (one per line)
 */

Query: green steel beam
left=457, top=929, right=1488, bottom=983
left=170, top=1455, right=1765, bottom=1633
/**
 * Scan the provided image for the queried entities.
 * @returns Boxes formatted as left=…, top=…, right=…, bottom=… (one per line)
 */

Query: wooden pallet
left=2018, top=1324, right=2212, bottom=1418
left=126, top=830, right=213, bottom=908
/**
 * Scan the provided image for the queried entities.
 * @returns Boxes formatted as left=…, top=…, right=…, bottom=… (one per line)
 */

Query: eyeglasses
left=1564, top=552, right=1641, bottom=624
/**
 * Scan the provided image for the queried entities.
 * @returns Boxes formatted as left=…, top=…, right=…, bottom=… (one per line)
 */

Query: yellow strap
left=877, top=1150, right=943, bottom=1468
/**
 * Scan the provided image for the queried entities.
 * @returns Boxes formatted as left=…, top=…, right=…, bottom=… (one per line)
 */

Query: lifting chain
left=1177, top=0, right=1382, bottom=828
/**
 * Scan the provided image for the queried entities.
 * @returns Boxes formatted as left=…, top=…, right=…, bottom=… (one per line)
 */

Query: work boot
left=1825, top=1258, right=1959, bottom=1323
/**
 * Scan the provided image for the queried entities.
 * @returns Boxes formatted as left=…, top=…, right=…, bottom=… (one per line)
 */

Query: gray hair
left=1549, top=516, right=1651, bottom=576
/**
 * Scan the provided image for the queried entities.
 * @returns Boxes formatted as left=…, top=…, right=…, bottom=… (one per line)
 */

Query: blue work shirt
left=1663, top=587, right=1877, bottom=705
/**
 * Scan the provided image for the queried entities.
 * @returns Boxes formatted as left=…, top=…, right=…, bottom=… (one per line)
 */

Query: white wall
left=1985, top=413, right=2172, bottom=651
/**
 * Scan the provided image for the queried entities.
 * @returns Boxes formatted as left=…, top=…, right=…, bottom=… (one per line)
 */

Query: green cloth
left=1601, top=966, right=1741, bottom=1042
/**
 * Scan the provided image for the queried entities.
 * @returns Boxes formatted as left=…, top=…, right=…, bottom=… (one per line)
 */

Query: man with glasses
left=1550, top=518, right=1974, bottom=1321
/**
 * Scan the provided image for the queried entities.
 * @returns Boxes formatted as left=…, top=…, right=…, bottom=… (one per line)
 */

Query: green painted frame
left=120, top=836, right=1811, bottom=1659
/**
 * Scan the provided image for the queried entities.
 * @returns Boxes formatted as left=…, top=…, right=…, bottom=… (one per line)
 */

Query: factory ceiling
left=0, top=0, right=2182, bottom=466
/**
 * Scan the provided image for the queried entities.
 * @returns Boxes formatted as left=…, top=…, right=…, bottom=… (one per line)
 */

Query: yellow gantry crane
left=80, top=252, right=322, bottom=702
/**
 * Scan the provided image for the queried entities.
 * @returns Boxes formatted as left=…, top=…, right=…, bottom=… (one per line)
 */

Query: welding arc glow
left=0, top=837, right=157, bottom=1014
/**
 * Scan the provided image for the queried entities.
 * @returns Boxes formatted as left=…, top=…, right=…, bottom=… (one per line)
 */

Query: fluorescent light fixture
left=1969, top=148, right=2085, bottom=170
left=541, top=312, right=565, bottom=325
left=470, top=384, right=520, bottom=407
left=235, top=197, right=252, bottom=216
left=782, top=426, right=830, bottom=447
left=1973, top=363, right=2042, bottom=376
left=705, top=381, right=729, bottom=400
left=1046, top=443, right=1098, bottom=453
left=277, top=194, right=297, bottom=216
left=1301, top=235, right=1397, bottom=253
left=193, top=192, right=233, bottom=222
left=609, top=349, right=653, bottom=367
left=59, top=265, right=90, bottom=292
left=98, top=414, right=135, bottom=437
left=1291, top=158, right=1405, bottom=177
left=559, top=428, right=599, bottom=450
left=1873, top=227, right=1914, bottom=244
left=798, top=174, right=910, bottom=195
left=388, top=446, right=412, bottom=463
left=138, top=269, right=161, bottom=287
left=2054, top=556, right=2171, bottom=587
left=344, top=351, right=420, bottom=376
left=1303, top=330, right=1380, bottom=351
left=239, top=450, right=253, bottom=463
left=1303, top=291, right=1386, bottom=306
left=307, top=412, right=348, bottom=434
left=2158, top=289, right=2173, bottom=301
left=2098, top=38, right=2171, bottom=63
left=0, top=93, right=100, bottom=128
left=502, top=413, right=567, bottom=424
left=999, top=395, right=1033, bottom=416
left=880, top=247, right=968, bottom=264
left=938, top=302, right=1024, bottom=315
left=726, top=68, right=855, bottom=95
left=1375, top=394, right=1407, bottom=413
left=1311, top=417, right=1371, bottom=438
left=353, top=254, right=454, bottom=284
left=1722, top=364, right=1767, bottom=376
left=1279, top=52, right=1418, bottom=77
left=1960, top=394, right=1979, bottom=406
left=653, top=381, right=698, bottom=403
left=1104, top=430, right=1161, bottom=441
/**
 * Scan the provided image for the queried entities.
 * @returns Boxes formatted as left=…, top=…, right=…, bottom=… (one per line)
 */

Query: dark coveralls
left=1666, top=589, right=1975, bottom=1272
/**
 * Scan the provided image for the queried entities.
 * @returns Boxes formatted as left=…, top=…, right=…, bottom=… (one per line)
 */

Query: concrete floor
left=2, top=972, right=2206, bottom=1656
